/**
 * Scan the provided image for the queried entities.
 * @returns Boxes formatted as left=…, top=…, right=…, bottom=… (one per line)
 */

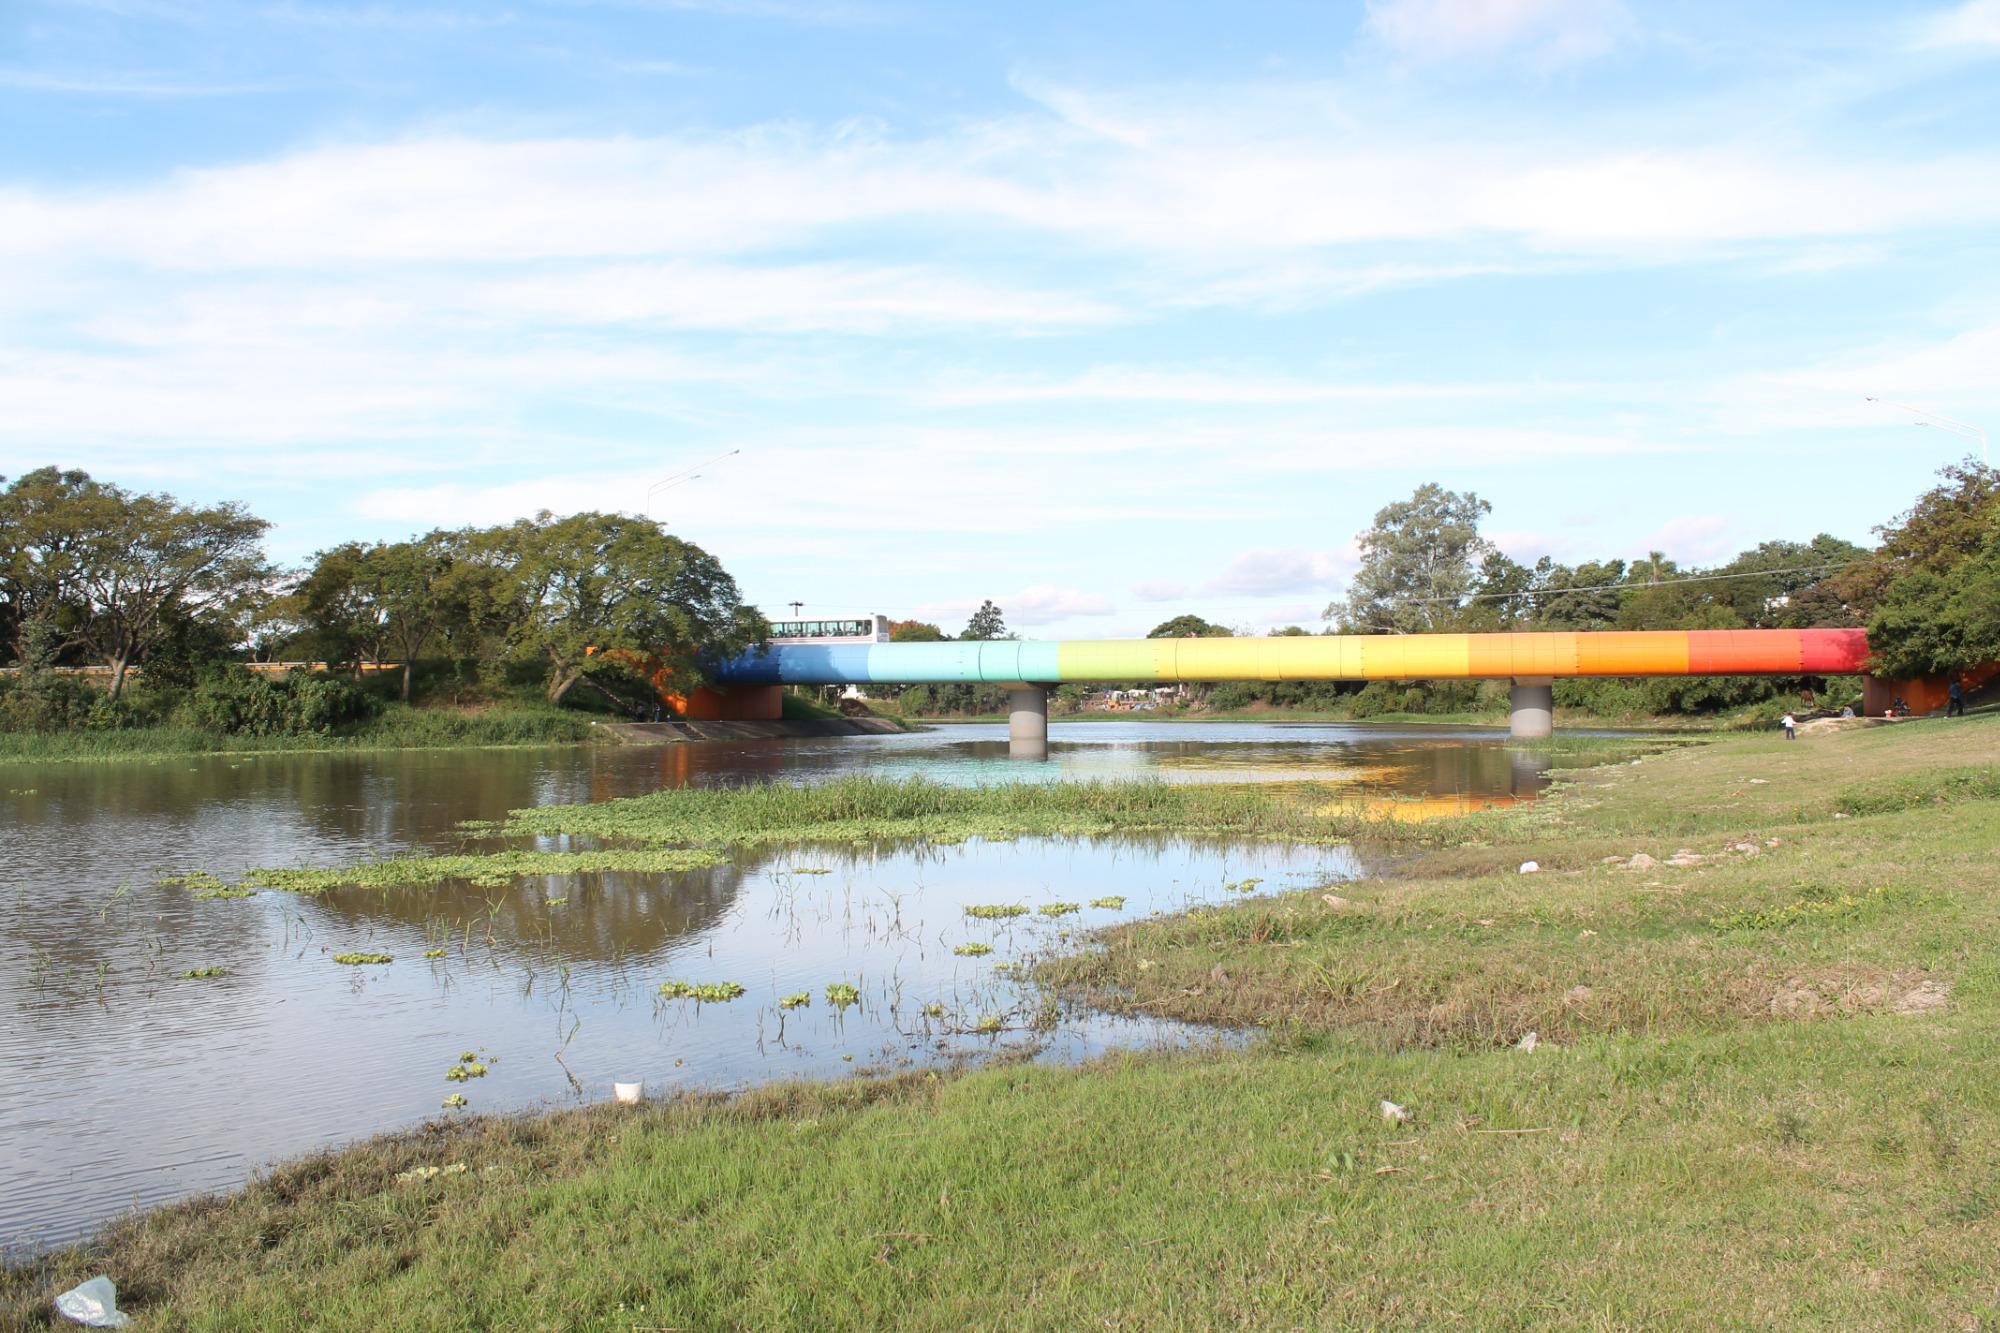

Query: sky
left=2, top=0, right=1997, bottom=638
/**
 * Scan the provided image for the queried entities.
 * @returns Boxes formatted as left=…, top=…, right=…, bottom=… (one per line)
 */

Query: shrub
left=179, top=669, right=379, bottom=737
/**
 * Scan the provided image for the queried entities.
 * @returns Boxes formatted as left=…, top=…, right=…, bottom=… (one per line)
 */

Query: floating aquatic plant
left=921, top=1003, right=945, bottom=1018
left=442, top=1093, right=468, bottom=1110
left=1089, top=896, right=1127, bottom=910
left=972, top=1015, right=1004, bottom=1034
left=445, top=1062, right=488, bottom=1082
left=423, top=948, right=448, bottom=959
left=778, top=991, right=811, bottom=1010
left=162, top=871, right=255, bottom=900
left=242, top=847, right=728, bottom=895
left=952, top=943, right=994, bottom=957
left=544, top=897, right=569, bottom=907
left=460, top=1051, right=478, bottom=1062
left=658, top=980, right=746, bottom=1002
left=1224, top=877, right=1265, bottom=894
left=825, top=981, right=860, bottom=1009
left=333, top=952, right=393, bottom=966
left=1038, top=902, right=1081, bottom=918
left=964, top=904, right=1029, bottom=920
left=180, top=966, right=226, bottom=980
left=789, top=867, right=833, bottom=875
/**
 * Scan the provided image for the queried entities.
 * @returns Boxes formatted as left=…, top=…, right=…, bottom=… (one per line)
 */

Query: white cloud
left=1912, top=0, right=2000, bottom=49
left=1131, top=579, right=1189, bottom=602
left=1203, top=547, right=1356, bottom=597
left=1363, top=0, right=1630, bottom=66
left=912, top=586, right=1115, bottom=628
left=1635, top=514, right=1733, bottom=563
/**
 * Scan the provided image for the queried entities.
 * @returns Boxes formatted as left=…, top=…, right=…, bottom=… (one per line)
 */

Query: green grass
left=240, top=847, right=728, bottom=894
left=499, top=773, right=1378, bottom=847
left=0, top=703, right=604, bottom=765
left=6, top=714, right=1998, bottom=1329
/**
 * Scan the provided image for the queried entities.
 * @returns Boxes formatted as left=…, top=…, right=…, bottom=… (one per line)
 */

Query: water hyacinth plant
left=1089, top=896, right=1126, bottom=910
left=778, top=991, right=811, bottom=1010
left=964, top=904, right=1029, bottom=920
left=241, top=847, right=727, bottom=895
left=825, top=982, right=860, bottom=1009
left=180, top=966, right=227, bottom=979
left=441, top=1093, right=467, bottom=1110
left=658, top=980, right=747, bottom=1002
left=1038, top=902, right=1082, bottom=918
left=333, top=952, right=392, bottom=966
left=952, top=943, right=994, bottom=957
left=444, top=1062, right=488, bottom=1082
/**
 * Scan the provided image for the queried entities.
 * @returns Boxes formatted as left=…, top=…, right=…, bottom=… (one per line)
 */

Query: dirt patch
left=1768, top=970, right=1950, bottom=1018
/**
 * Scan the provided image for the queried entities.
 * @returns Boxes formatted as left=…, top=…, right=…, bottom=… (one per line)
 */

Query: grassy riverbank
left=0, top=704, right=604, bottom=764
left=7, top=717, right=1997, bottom=1329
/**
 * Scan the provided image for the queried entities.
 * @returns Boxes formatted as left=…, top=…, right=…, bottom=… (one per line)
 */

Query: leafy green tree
left=1465, top=552, right=1535, bottom=630
left=1330, top=484, right=1494, bottom=633
left=73, top=487, right=270, bottom=698
left=961, top=600, right=1008, bottom=641
left=1147, top=614, right=1231, bottom=638
left=497, top=511, right=764, bottom=705
left=4, top=470, right=272, bottom=698
left=888, top=619, right=949, bottom=642
left=295, top=541, right=390, bottom=675
left=1865, top=460, right=2000, bottom=677
left=0, top=467, right=111, bottom=667
left=1530, top=559, right=1627, bottom=631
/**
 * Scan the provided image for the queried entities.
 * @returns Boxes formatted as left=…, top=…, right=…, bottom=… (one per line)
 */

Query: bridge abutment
left=1509, top=677, right=1554, bottom=739
left=1008, top=685, right=1049, bottom=760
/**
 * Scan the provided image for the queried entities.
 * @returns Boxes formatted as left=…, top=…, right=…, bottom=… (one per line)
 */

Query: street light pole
left=1865, top=397, right=1989, bottom=468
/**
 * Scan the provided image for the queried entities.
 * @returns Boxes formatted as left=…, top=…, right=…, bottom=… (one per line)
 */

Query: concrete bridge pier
left=1509, top=677, right=1554, bottom=739
left=1008, top=685, right=1049, bottom=760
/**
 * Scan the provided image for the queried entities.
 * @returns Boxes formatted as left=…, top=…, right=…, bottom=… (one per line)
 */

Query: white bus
left=765, top=613, right=891, bottom=644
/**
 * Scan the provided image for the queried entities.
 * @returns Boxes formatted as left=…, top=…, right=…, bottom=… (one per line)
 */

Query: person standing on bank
left=1948, top=680, right=1965, bottom=717
left=1781, top=712, right=1797, bottom=741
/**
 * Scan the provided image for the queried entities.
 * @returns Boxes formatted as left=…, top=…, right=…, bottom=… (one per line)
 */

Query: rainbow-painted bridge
left=712, top=627, right=1875, bottom=757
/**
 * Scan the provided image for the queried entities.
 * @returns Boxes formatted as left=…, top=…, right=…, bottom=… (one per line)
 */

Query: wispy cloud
left=1911, top=0, right=2000, bottom=49
left=1203, top=547, right=1356, bottom=598
left=1362, top=0, right=1632, bottom=67
left=0, top=68, right=288, bottom=95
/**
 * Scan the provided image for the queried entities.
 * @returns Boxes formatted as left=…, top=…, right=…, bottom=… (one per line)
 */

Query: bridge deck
left=714, top=628, right=1871, bottom=687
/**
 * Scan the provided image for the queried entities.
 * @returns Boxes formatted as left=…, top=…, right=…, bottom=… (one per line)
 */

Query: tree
left=0, top=467, right=111, bottom=667
left=295, top=541, right=391, bottom=676
left=1329, top=484, right=1494, bottom=633
left=888, top=619, right=949, bottom=643
left=1147, top=614, right=1231, bottom=638
left=1465, top=552, right=1534, bottom=631
left=498, top=511, right=764, bottom=705
left=1531, top=559, right=1626, bottom=631
left=1865, top=459, right=2000, bottom=678
left=961, top=600, right=1008, bottom=641
left=6, top=470, right=271, bottom=698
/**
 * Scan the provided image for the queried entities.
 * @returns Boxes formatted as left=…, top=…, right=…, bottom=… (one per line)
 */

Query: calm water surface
left=2, top=721, right=1559, bottom=1248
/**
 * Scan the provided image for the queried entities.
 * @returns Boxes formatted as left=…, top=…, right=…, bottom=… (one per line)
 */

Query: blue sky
left=3, top=0, right=1998, bottom=636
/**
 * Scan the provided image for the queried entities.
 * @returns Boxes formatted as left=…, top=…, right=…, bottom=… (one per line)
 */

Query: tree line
left=4, top=459, right=1992, bottom=732
left=0, top=467, right=763, bottom=734
left=1141, top=463, right=1998, bottom=716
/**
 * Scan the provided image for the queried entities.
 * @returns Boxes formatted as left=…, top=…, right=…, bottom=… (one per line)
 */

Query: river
left=1, top=720, right=1562, bottom=1250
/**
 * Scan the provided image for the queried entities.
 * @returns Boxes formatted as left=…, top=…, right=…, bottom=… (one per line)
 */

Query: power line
left=1382, top=558, right=1867, bottom=607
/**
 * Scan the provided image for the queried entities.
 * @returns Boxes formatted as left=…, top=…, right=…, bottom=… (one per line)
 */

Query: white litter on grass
left=55, top=1276, right=130, bottom=1329
left=1380, top=1100, right=1412, bottom=1123
left=1519, top=861, right=1540, bottom=874
left=1515, top=1031, right=1539, bottom=1052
